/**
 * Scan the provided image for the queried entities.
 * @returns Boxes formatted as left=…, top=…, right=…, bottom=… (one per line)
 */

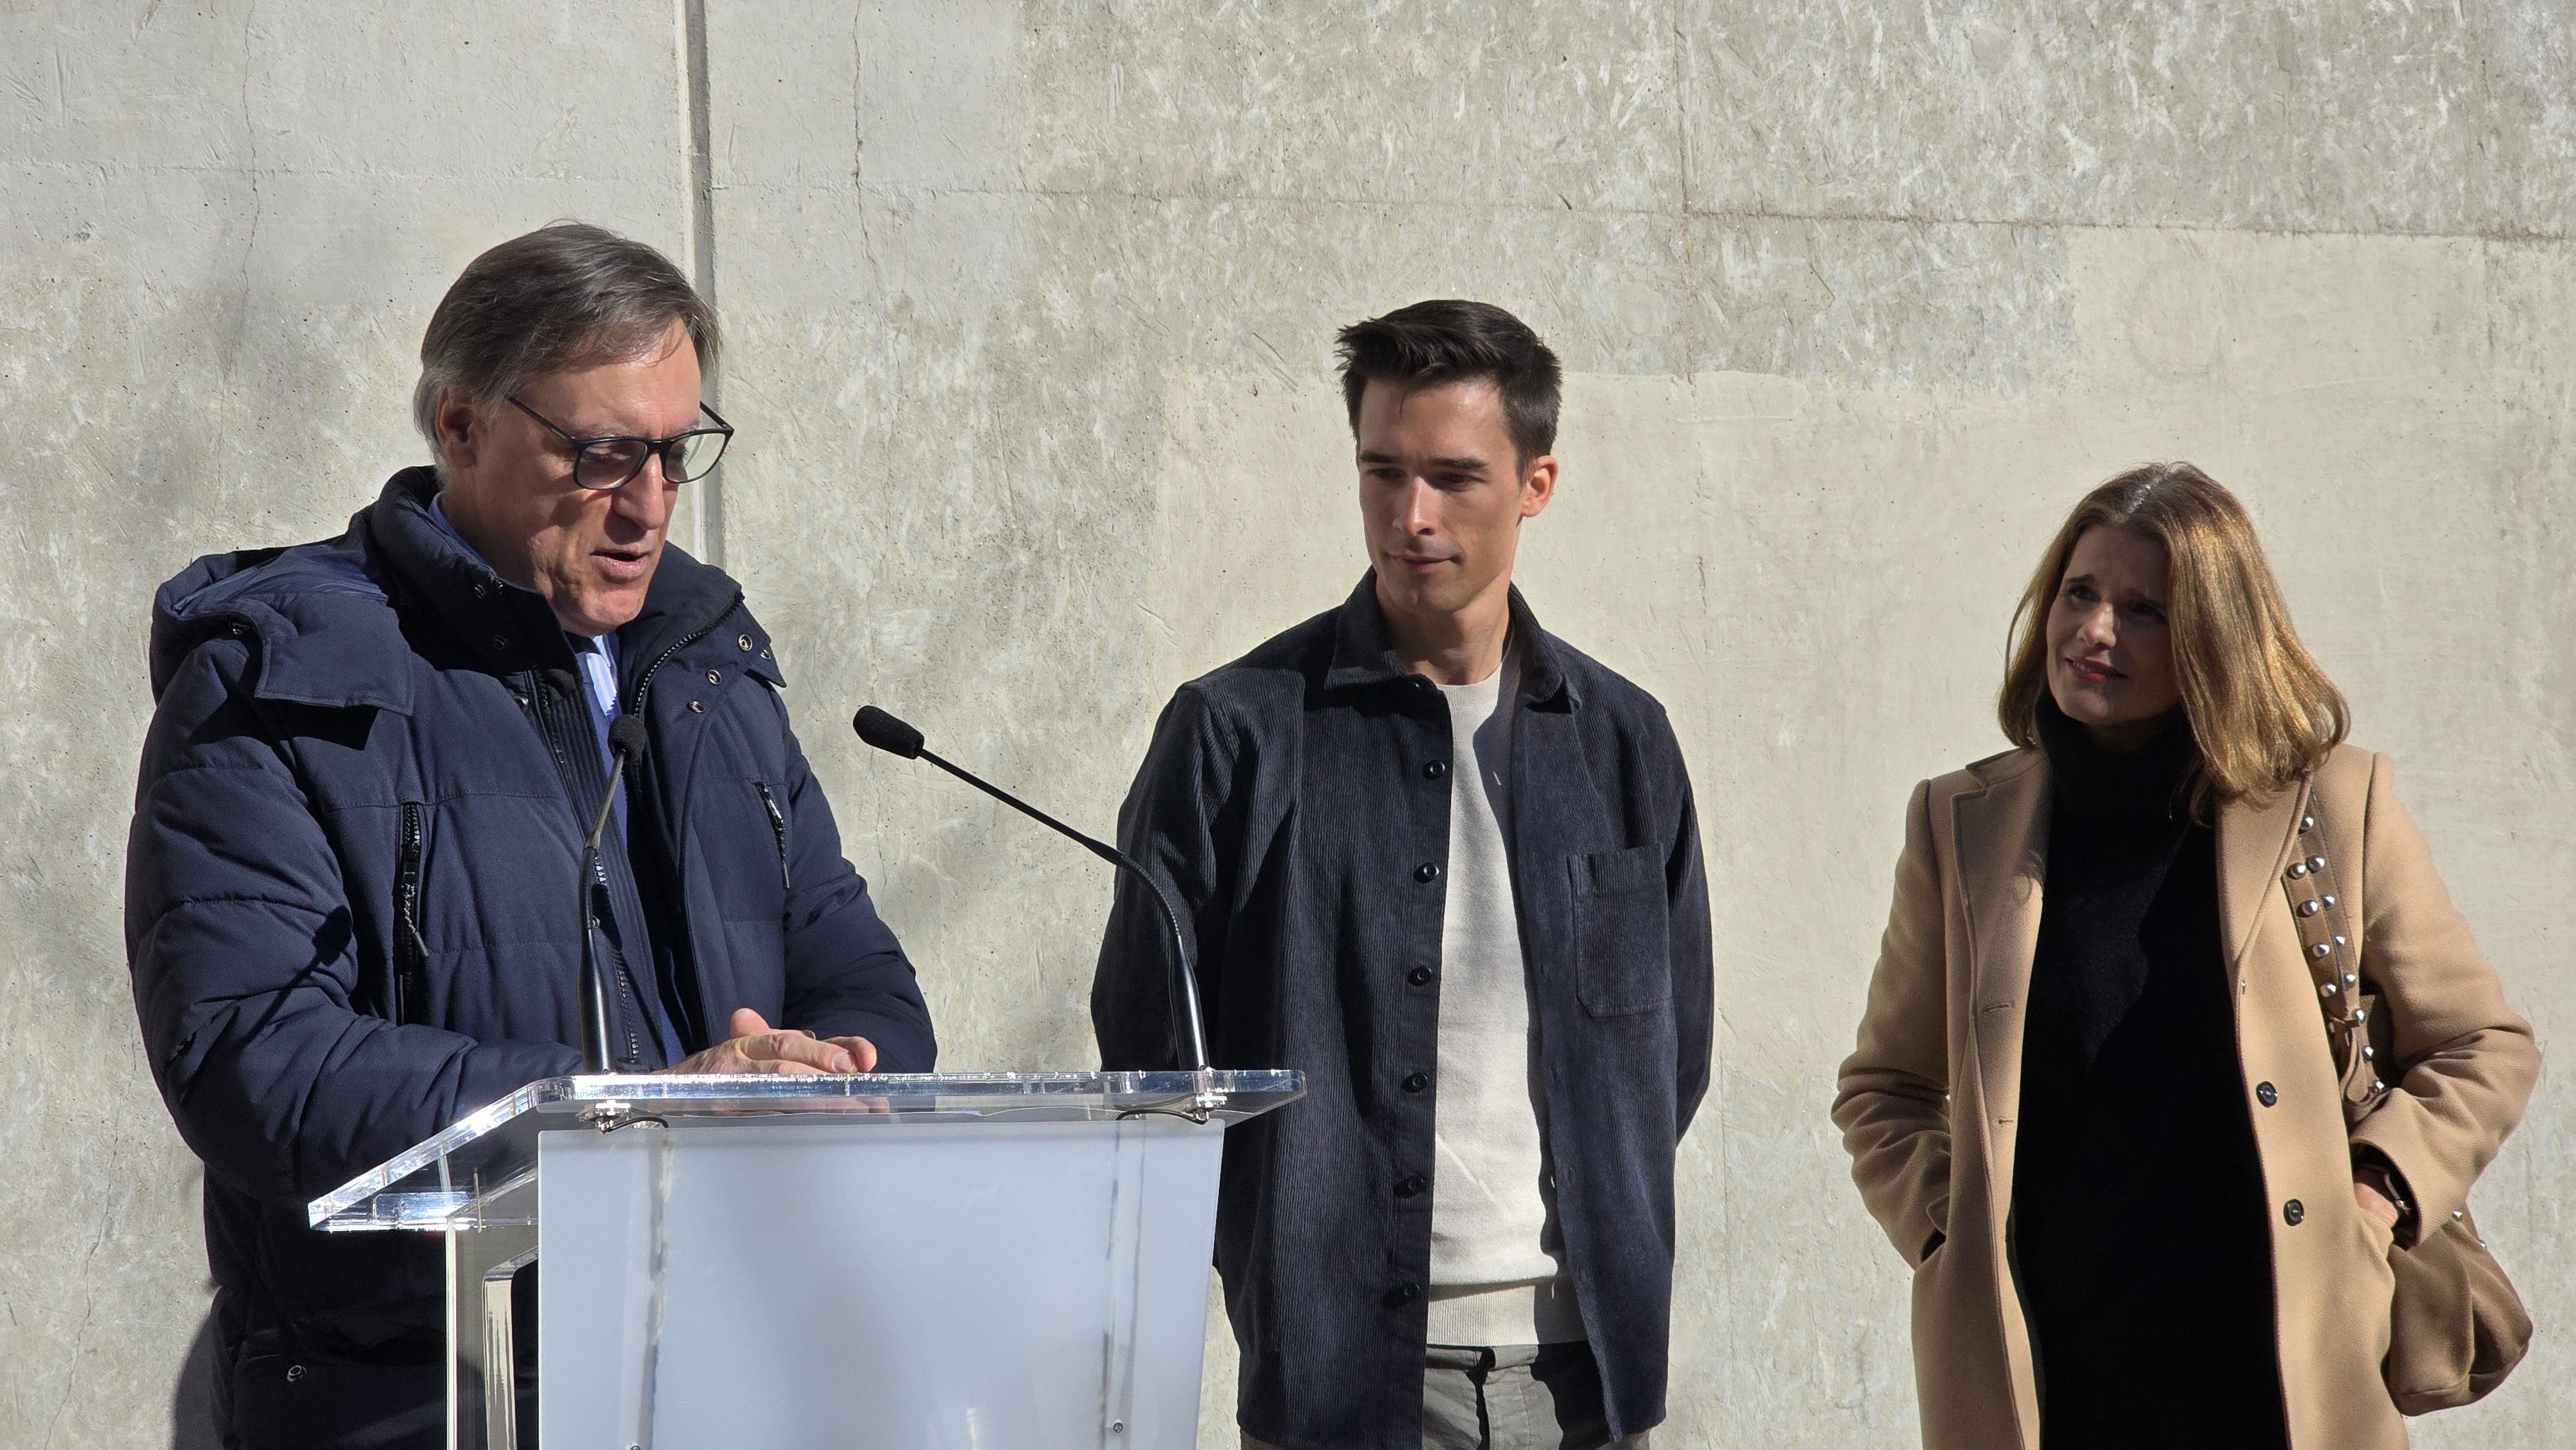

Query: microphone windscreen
left=853, top=706, right=924, bottom=759
left=608, top=714, right=650, bottom=759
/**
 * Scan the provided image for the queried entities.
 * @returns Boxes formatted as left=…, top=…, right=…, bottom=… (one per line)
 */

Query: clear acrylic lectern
left=308, top=1071, right=1302, bottom=1449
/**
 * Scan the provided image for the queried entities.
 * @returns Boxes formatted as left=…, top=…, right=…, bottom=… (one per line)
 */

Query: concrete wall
left=3, top=3, right=2566, bottom=1445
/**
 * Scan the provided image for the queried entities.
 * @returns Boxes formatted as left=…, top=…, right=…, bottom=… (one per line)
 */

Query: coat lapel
left=2217, top=779, right=2307, bottom=972
left=1952, top=752, right=2050, bottom=1198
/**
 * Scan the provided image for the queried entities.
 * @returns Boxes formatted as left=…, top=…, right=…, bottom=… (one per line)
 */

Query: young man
left=1094, top=301, right=1712, bottom=1450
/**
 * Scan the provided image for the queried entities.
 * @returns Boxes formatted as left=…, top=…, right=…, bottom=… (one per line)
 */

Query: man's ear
left=433, top=390, right=480, bottom=473
left=1518, top=454, right=1560, bottom=521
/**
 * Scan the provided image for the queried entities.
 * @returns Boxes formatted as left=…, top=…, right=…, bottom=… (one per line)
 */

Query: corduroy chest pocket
left=1569, top=843, right=1670, bottom=1016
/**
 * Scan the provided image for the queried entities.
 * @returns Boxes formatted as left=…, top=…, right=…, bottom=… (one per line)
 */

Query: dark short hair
left=1335, top=300, right=1561, bottom=466
left=413, top=222, right=718, bottom=463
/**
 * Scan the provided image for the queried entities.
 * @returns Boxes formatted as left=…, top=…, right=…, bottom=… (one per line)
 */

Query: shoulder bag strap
left=2277, top=779, right=2389, bottom=1120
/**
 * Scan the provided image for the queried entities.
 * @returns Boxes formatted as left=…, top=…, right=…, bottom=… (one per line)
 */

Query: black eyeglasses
left=508, top=396, right=734, bottom=491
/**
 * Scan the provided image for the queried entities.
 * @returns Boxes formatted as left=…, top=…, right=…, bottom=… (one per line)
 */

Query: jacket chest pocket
left=1569, top=844, right=1669, bottom=1016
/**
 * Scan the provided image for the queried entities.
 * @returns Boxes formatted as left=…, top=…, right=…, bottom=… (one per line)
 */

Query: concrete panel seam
left=679, top=0, right=722, bottom=567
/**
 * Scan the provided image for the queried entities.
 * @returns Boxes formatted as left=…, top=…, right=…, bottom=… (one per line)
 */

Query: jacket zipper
left=393, top=802, right=428, bottom=1022
left=607, top=594, right=741, bottom=1066
left=591, top=852, right=645, bottom=1066
left=756, top=782, right=791, bottom=892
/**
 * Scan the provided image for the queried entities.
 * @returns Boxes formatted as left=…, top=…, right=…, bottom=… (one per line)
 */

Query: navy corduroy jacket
left=126, top=468, right=934, bottom=1447
left=1093, top=576, right=1713, bottom=1450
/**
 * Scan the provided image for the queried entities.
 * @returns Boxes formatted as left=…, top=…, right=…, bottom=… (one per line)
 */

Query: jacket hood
left=149, top=520, right=412, bottom=712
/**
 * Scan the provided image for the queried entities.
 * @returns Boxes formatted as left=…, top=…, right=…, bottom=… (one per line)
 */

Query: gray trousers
left=1243, top=1342, right=1648, bottom=1450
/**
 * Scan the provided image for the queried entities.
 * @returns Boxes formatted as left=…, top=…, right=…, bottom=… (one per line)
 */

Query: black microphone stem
left=576, top=749, right=629, bottom=1075
left=914, top=748, right=1215, bottom=1079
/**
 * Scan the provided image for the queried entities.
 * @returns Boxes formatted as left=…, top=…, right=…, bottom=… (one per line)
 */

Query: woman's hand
left=2353, top=1177, right=2402, bottom=1230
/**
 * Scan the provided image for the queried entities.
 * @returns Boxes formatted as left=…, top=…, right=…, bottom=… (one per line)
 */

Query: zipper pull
left=759, top=784, right=791, bottom=892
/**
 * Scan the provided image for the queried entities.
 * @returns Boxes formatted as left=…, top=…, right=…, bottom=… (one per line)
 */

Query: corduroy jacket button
left=1423, top=760, right=1448, bottom=780
left=2282, top=1199, right=2305, bottom=1226
left=1403, top=1071, right=1430, bottom=1093
left=2255, top=1082, right=2278, bottom=1107
left=1414, top=862, right=1441, bottom=883
left=1397, top=1174, right=1426, bottom=1198
left=1407, top=967, right=1433, bottom=986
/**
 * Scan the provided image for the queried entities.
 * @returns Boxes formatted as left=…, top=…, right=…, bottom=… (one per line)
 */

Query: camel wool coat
left=1834, top=742, right=2537, bottom=1449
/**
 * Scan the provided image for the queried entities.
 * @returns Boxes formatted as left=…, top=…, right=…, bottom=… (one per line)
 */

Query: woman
left=1833, top=464, right=2537, bottom=1449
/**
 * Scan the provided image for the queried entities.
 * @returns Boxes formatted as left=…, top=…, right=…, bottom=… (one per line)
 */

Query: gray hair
left=413, top=222, right=718, bottom=463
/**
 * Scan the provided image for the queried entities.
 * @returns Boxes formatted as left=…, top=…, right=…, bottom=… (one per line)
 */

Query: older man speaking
left=125, top=223, right=936, bottom=1448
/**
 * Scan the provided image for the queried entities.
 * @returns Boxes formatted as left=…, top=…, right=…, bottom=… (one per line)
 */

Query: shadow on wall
left=171, top=1310, right=220, bottom=1450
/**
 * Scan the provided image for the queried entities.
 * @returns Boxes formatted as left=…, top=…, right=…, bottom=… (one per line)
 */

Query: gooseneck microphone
left=578, top=715, right=651, bottom=1073
left=853, top=705, right=1214, bottom=1078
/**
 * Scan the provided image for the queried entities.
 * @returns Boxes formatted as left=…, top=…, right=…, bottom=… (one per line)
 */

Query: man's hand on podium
left=660, top=1008, right=881, bottom=1075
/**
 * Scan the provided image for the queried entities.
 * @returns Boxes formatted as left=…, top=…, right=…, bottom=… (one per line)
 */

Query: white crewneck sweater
left=1424, top=652, right=1582, bottom=1347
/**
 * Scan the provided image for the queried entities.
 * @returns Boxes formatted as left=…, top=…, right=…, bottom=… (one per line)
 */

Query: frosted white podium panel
left=309, top=1071, right=1302, bottom=1450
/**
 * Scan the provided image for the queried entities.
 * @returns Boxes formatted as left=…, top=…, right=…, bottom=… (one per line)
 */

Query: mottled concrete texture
left=3, top=3, right=2567, bottom=1447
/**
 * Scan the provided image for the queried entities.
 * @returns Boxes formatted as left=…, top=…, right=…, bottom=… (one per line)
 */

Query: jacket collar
left=1954, top=733, right=2306, bottom=981
left=2217, top=780, right=2307, bottom=972
left=148, top=468, right=778, bottom=715
left=1949, top=746, right=2050, bottom=1213
left=1955, top=746, right=2052, bottom=1027
left=365, top=467, right=775, bottom=695
left=1321, top=571, right=1576, bottom=707
left=366, top=467, right=573, bottom=678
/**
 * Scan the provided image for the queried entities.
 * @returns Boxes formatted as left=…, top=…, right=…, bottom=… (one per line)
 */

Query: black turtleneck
left=2014, top=697, right=2287, bottom=1449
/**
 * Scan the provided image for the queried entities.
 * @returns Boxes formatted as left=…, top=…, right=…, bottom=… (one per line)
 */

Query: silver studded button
left=2333, top=934, right=2348, bottom=947
left=2321, top=981, right=2340, bottom=996
left=2322, top=894, right=2336, bottom=908
left=737, top=634, right=755, bottom=652
left=2371, top=1078, right=2385, bottom=1093
left=2301, top=814, right=2317, bottom=832
left=2311, top=942, right=2334, bottom=959
left=2452, top=1209, right=2466, bottom=1221
left=2288, top=862, right=2310, bottom=878
left=2356, top=1006, right=2369, bottom=1022
left=2307, top=855, right=2326, bottom=872
left=2298, top=899, right=2322, bottom=917
left=688, top=700, right=705, bottom=713
left=2362, top=1045, right=2375, bottom=1060
left=705, top=669, right=721, bottom=684
left=2342, top=971, right=2358, bottom=986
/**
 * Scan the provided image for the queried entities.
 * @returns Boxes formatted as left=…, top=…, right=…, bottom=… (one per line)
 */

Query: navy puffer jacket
left=126, top=468, right=934, bottom=1447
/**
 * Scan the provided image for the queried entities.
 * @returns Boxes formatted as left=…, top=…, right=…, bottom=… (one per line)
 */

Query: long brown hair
left=1998, top=463, right=2348, bottom=806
